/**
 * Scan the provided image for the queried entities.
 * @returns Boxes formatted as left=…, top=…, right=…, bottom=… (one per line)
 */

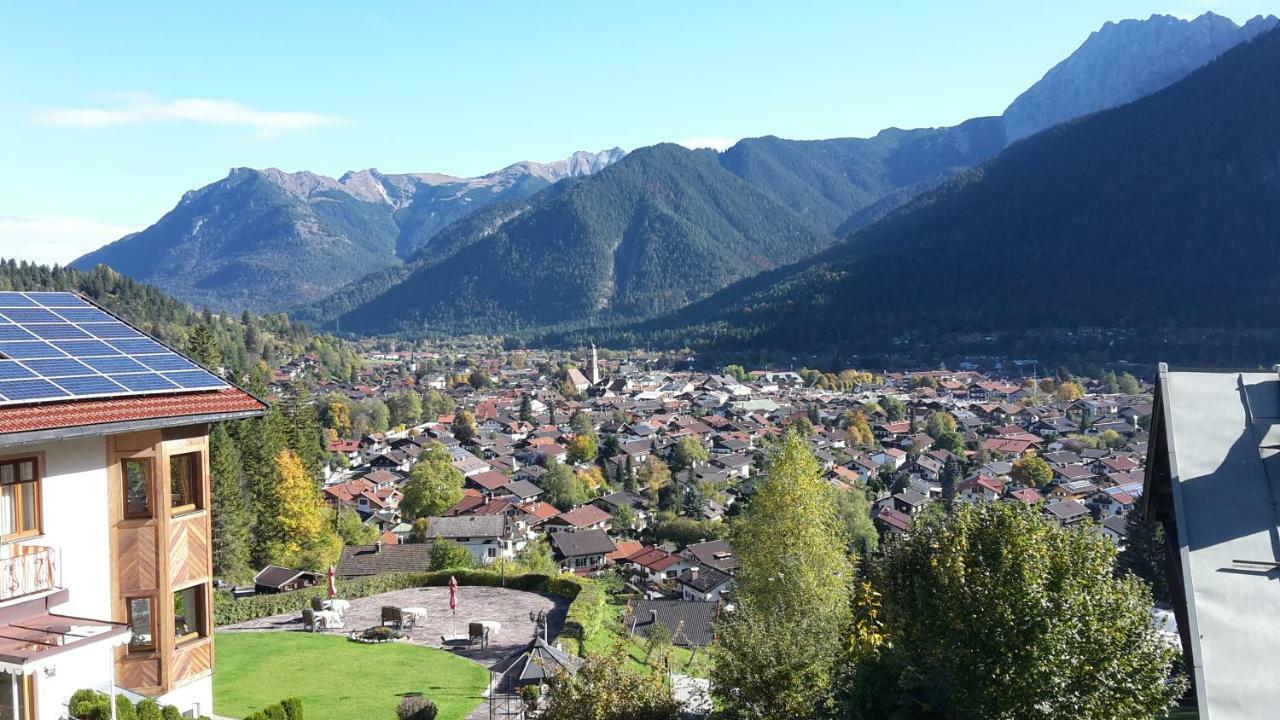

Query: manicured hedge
left=214, top=570, right=585, bottom=626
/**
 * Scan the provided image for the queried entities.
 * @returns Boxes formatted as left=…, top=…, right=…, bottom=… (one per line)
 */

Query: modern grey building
left=1143, top=364, right=1280, bottom=719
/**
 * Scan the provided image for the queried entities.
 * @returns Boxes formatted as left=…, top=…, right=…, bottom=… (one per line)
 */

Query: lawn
left=583, top=601, right=714, bottom=679
left=214, top=632, right=489, bottom=720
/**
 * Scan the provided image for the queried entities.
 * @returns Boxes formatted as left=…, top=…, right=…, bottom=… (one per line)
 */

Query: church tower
left=589, top=343, right=601, bottom=385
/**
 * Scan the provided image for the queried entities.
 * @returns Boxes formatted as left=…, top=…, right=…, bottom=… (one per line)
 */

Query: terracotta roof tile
left=0, top=388, right=265, bottom=435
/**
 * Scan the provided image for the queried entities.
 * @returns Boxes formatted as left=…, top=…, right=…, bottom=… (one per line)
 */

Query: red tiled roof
left=0, top=388, right=265, bottom=435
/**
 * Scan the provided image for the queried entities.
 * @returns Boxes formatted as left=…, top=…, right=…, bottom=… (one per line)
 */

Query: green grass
left=214, top=632, right=488, bottom=720
left=582, top=601, right=714, bottom=679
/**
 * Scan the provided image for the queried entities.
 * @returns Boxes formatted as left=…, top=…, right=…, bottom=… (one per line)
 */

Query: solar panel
left=0, top=292, right=230, bottom=406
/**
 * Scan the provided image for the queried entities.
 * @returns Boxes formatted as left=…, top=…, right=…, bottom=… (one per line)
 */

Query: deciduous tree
left=840, top=502, right=1183, bottom=720
left=400, top=444, right=465, bottom=519
left=713, top=430, right=853, bottom=719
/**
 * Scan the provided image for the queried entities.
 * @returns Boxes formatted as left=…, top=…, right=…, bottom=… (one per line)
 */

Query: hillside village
left=267, top=343, right=1153, bottom=639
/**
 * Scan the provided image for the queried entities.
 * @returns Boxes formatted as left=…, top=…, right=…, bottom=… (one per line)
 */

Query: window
left=173, top=585, right=206, bottom=645
left=123, top=459, right=152, bottom=519
left=169, top=452, right=201, bottom=514
left=0, top=671, right=32, bottom=720
left=0, top=458, right=40, bottom=540
left=126, top=597, right=155, bottom=653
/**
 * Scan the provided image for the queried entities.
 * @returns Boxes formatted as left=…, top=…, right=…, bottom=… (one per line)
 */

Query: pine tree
left=236, top=411, right=288, bottom=568
left=1116, top=512, right=1171, bottom=605
left=187, top=323, right=221, bottom=369
left=281, top=380, right=324, bottom=483
left=941, top=456, right=961, bottom=510
left=209, top=424, right=250, bottom=578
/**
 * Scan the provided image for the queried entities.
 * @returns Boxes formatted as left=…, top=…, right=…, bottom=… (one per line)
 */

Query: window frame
left=121, top=457, right=154, bottom=521
left=172, top=583, right=208, bottom=647
left=125, top=595, right=156, bottom=654
left=168, top=451, right=203, bottom=516
left=0, top=455, right=42, bottom=542
left=0, top=670, right=33, bottom=720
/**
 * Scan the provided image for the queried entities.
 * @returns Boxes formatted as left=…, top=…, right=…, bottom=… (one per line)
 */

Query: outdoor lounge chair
left=310, top=596, right=326, bottom=612
left=303, top=607, right=344, bottom=632
left=302, top=608, right=320, bottom=632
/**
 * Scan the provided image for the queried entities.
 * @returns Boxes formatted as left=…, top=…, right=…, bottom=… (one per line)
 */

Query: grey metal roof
left=1143, top=365, right=1280, bottom=719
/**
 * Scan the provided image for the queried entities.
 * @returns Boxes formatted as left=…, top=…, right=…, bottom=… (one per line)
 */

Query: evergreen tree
left=209, top=424, right=250, bottom=578
left=281, top=380, right=324, bottom=483
left=940, top=456, right=961, bottom=509
left=519, top=394, right=534, bottom=423
left=1116, top=512, right=1171, bottom=605
left=186, top=323, right=220, bottom=369
left=682, top=469, right=704, bottom=518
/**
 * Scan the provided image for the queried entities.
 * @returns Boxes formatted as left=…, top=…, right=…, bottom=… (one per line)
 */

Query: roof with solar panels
left=0, top=291, right=266, bottom=446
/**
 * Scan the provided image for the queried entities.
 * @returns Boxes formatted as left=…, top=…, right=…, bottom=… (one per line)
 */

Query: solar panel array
left=0, top=291, right=229, bottom=406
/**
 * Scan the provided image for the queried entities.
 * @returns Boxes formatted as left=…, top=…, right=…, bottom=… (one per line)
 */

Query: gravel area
left=220, top=585, right=571, bottom=666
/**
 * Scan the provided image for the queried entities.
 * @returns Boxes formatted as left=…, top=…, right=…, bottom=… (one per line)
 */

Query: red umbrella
left=327, top=565, right=337, bottom=599
left=448, top=575, right=458, bottom=611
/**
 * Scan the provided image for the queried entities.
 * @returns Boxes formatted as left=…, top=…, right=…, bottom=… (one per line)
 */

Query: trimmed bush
left=136, top=699, right=162, bottom=720
left=396, top=696, right=439, bottom=720
left=282, top=697, right=303, bottom=720
left=69, top=689, right=111, bottom=720
left=161, top=705, right=182, bottom=720
left=116, top=694, right=139, bottom=720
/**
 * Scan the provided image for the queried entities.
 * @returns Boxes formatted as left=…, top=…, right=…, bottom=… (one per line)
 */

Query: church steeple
left=589, top=343, right=600, bottom=385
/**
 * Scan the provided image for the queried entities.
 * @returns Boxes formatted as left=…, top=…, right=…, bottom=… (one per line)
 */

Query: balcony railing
left=0, top=546, right=60, bottom=602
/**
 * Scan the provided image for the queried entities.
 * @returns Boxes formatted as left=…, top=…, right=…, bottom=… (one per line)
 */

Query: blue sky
left=0, top=0, right=1272, bottom=265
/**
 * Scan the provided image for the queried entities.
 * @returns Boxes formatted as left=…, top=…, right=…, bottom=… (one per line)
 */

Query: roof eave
left=0, top=407, right=266, bottom=449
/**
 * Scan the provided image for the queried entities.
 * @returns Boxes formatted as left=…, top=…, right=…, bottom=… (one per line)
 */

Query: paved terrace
left=220, top=585, right=571, bottom=666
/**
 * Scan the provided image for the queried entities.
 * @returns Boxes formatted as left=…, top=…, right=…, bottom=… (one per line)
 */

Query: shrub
left=396, top=696, right=438, bottom=720
left=281, top=697, right=303, bottom=720
left=263, top=703, right=288, bottom=720
left=69, top=689, right=111, bottom=720
left=136, top=699, right=162, bottom=720
left=116, top=694, right=139, bottom=720
left=161, top=705, right=182, bottom=720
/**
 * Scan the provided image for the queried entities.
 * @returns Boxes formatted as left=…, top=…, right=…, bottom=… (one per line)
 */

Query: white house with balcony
left=0, top=291, right=266, bottom=720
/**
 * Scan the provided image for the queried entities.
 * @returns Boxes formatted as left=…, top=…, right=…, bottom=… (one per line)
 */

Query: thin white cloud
left=676, top=137, right=738, bottom=152
left=0, top=216, right=142, bottom=267
left=31, top=94, right=347, bottom=139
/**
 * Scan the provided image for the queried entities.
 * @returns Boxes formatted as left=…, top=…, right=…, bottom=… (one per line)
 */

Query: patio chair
left=310, top=596, right=326, bottom=612
left=381, top=605, right=415, bottom=632
left=302, top=608, right=320, bottom=633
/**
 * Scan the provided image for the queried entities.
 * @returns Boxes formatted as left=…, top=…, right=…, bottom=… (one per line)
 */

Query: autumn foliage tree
left=272, top=449, right=340, bottom=569
left=713, top=430, right=853, bottom=719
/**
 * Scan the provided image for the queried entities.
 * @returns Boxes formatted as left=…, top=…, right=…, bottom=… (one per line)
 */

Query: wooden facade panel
left=172, top=639, right=213, bottom=685
left=116, top=525, right=159, bottom=593
left=168, top=514, right=210, bottom=588
left=118, top=656, right=162, bottom=692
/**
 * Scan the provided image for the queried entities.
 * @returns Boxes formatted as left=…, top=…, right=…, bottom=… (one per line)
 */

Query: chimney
left=689, top=566, right=699, bottom=580
left=375, top=541, right=382, bottom=554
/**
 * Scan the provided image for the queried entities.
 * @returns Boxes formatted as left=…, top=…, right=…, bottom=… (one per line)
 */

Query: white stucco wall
left=19, top=436, right=114, bottom=620
left=2, top=436, right=118, bottom=718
